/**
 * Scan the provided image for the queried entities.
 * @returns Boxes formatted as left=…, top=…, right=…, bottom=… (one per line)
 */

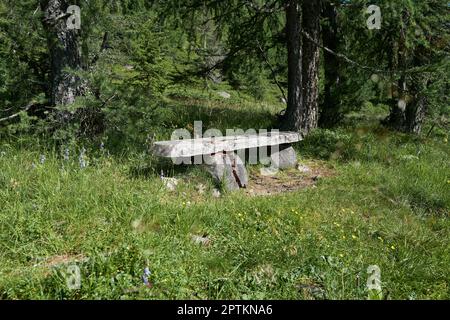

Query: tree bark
left=384, top=79, right=428, bottom=134
left=405, top=97, right=426, bottom=134
left=301, top=0, right=321, bottom=133
left=281, top=0, right=321, bottom=136
left=385, top=11, right=409, bottom=131
left=40, top=0, right=84, bottom=122
left=405, top=77, right=428, bottom=134
left=319, top=0, right=340, bottom=127
left=281, top=0, right=303, bottom=132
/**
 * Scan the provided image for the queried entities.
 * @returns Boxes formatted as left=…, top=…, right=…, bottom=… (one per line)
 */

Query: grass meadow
left=0, top=87, right=448, bottom=299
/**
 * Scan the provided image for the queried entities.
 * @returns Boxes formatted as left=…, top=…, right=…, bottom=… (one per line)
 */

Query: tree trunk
left=405, top=98, right=426, bottom=134
left=40, top=0, right=84, bottom=123
left=385, top=17, right=408, bottom=131
left=386, top=76, right=408, bottom=131
left=281, top=0, right=303, bottom=132
left=405, top=77, right=428, bottom=134
left=319, top=0, right=340, bottom=127
left=281, top=0, right=321, bottom=136
left=383, top=8, right=427, bottom=133
left=384, top=76, right=428, bottom=134
left=301, top=0, right=321, bottom=133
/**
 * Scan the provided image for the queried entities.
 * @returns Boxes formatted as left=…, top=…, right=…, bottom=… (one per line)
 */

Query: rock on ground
left=204, top=152, right=248, bottom=191
left=161, top=177, right=179, bottom=191
left=270, top=145, right=298, bottom=170
left=217, top=91, right=231, bottom=99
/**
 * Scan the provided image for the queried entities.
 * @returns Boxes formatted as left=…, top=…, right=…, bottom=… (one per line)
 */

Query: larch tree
left=160, top=0, right=323, bottom=136
left=319, top=0, right=340, bottom=127
left=339, top=0, right=448, bottom=134
left=301, top=0, right=321, bottom=133
left=281, top=0, right=322, bottom=135
left=39, top=0, right=85, bottom=122
left=382, top=0, right=449, bottom=134
left=281, top=0, right=304, bottom=132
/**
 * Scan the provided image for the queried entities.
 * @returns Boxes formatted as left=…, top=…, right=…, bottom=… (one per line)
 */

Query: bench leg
left=204, top=152, right=248, bottom=191
left=270, top=144, right=298, bottom=170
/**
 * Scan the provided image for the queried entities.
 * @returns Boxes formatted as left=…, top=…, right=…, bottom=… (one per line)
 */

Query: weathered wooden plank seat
left=153, top=132, right=301, bottom=158
left=153, top=131, right=302, bottom=190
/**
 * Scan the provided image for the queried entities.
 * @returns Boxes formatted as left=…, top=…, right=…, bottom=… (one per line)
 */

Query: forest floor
left=0, top=86, right=449, bottom=299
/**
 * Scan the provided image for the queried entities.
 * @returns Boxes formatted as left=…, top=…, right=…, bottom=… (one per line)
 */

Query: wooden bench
left=152, top=131, right=302, bottom=190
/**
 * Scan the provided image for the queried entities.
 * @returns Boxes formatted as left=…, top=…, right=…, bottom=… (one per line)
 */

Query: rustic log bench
left=152, top=131, right=302, bottom=190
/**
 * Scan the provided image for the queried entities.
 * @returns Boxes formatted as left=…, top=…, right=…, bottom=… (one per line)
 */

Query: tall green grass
left=0, top=89, right=448, bottom=299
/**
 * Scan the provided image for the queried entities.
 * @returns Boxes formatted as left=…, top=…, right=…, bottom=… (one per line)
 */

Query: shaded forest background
left=0, top=0, right=448, bottom=148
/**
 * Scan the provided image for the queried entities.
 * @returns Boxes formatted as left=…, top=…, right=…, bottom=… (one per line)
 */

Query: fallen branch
left=0, top=103, right=35, bottom=123
left=100, top=93, right=117, bottom=108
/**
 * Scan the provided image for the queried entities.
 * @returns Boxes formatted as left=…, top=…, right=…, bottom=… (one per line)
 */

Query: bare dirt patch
left=33, top=254, right=88, bottom=268
left=245, top=160, right=335, bottom=197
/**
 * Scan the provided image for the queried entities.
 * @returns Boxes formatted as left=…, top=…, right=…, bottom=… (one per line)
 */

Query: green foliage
left=92, top=14, right=174, bottom=149
left=1, top=0, right=448, bottom=138
left=337, top=0, right=449, bottom=123
left=0, top=0, right=49, bottom=110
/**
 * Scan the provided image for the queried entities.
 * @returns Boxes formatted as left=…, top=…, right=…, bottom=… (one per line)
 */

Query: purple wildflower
left=142, top=267, right=152, bottom=286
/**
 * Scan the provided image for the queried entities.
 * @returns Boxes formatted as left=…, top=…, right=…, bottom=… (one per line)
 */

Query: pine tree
left=382, top=0, right=449, bottom=134
left=337, top=0, right=449, bottom=134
